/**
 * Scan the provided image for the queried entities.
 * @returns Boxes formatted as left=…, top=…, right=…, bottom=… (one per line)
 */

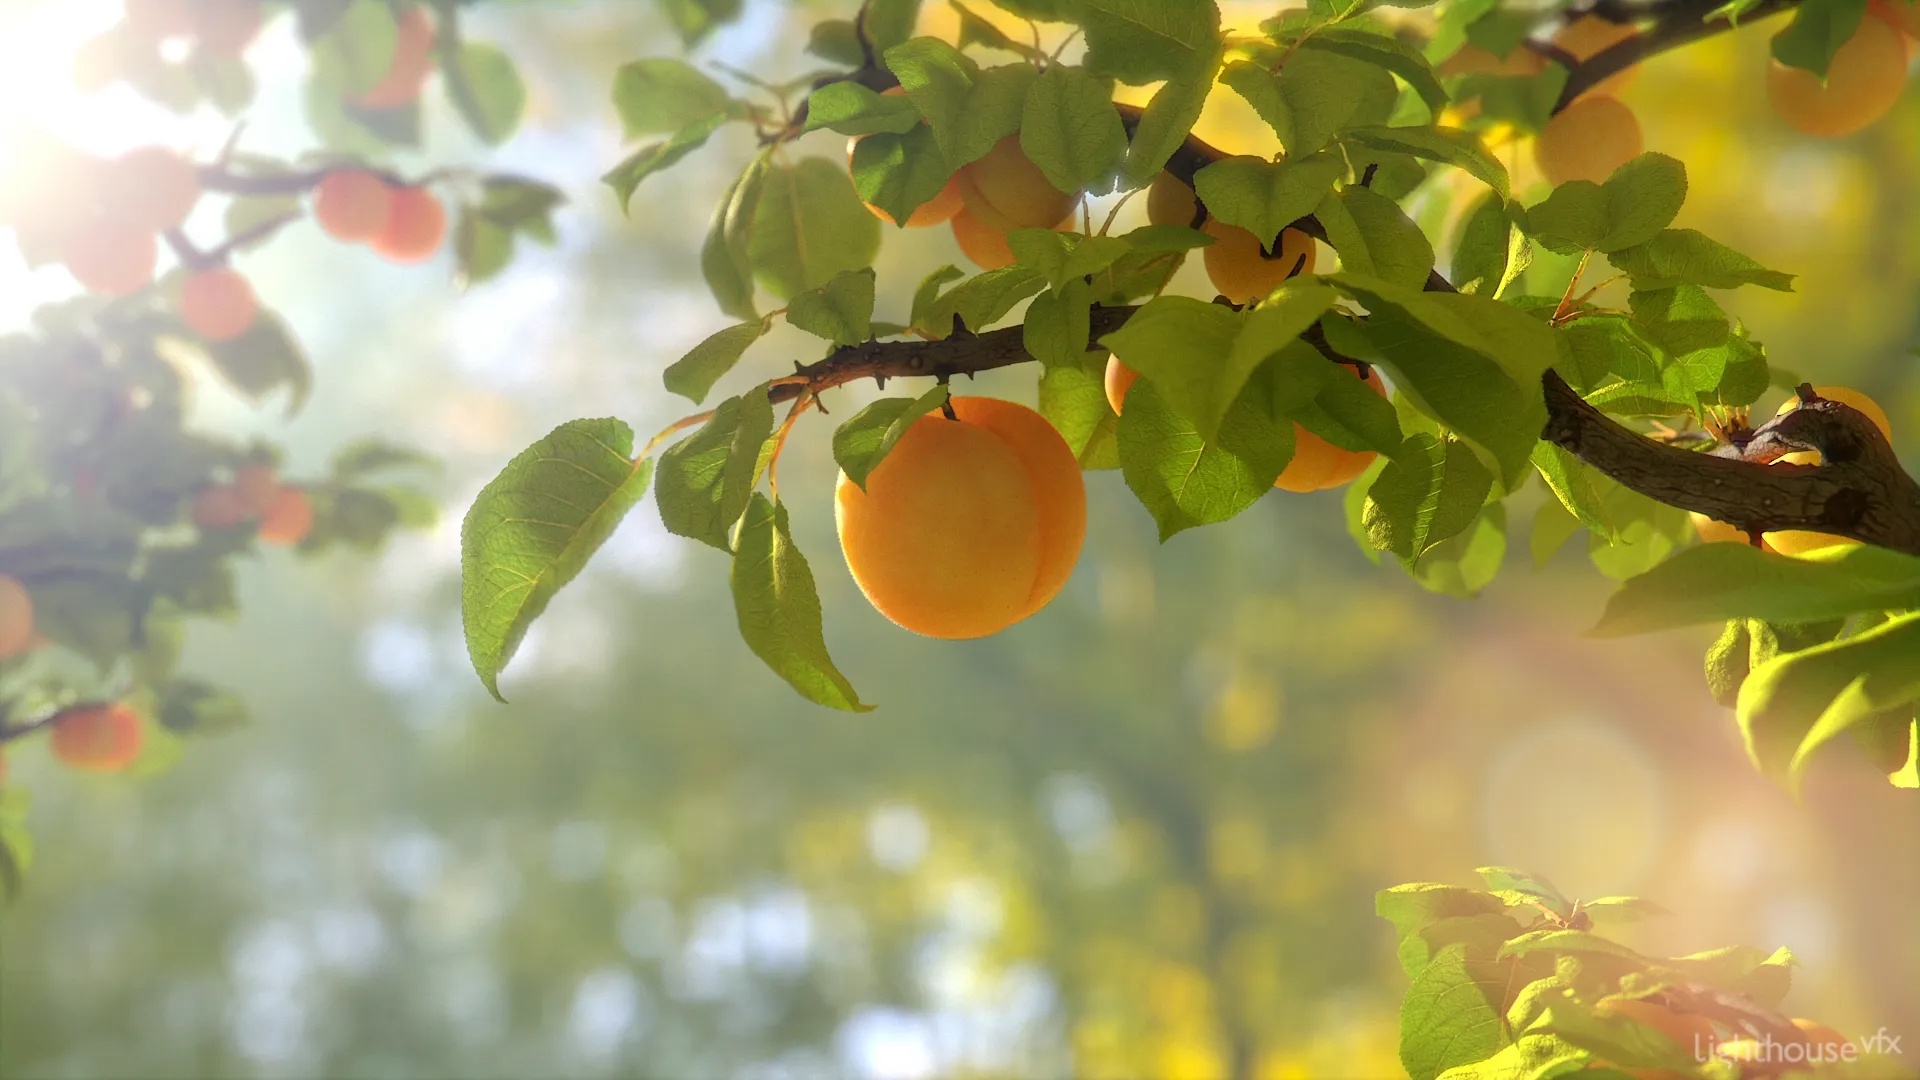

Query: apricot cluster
left=49, top=704, right=146, bottom=773
left=192, top=464, right=315, bottom=546
left=835, top=397, right=1086, bottom=639
left=854, top=133, right=1085, bottom=270
left=312, top=169, right=448, bottom=263
left=5, top=142, right=203, bottom=298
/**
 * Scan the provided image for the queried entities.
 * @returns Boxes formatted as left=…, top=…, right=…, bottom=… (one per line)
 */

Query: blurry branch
left=162, top=212, right=303, bottom=272
left=197, top=162, right=455, bottom=197
left=1554, top=0, right=1804, bottom=111
left=752, top=12, right=1920, bottom=557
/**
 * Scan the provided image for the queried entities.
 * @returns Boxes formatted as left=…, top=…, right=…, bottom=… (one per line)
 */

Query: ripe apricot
left=1600, top=997, right=1718, bottom=1052
left=1872, top=0, right=1920, bottom=40
left=956, top=134, right=1079, bottom=231
left=1553, top=15, right=1640, bottom=98
left=356, top=5, right=436, bottom=109
left=111, top=145, right=201, bottom=231
left=1437, top=44, right=1548, bottom=78
left=1536, top=95, right=1643, bottom=186
left=371, top=186, right=446, bottom=263
left=951, top=207, right=1017, bottom=270
left=233, top=464, right=278, bottom=514
left=1692, top=512, right=1756, bottom=546
left=1765, top=386, right=1893, bottom=554
left=180, top=268, right=259, bottom=341
left=0, top=575, right=34, bottom=660
left=1276, top=367, right=1386, bottom=492
left=192, top=483, right=252, bottom=529
left=1767, top=13, right=1907, bottom=138
left=835, top=396, right=1085, bottom=638
left=313, top=168, right=394, bottom=242
left=63, top=219, right=158, bottom=296
left=50, top=703, right=145, bottom=772
left=196, top=0, right=265, bottom=56
left=1147, top=171, right=1199, bottom=229
left=258, top=487, right=314, bottom=546
left=1103, top=360, right=1383, bottom=493
left=1202, top=220, right=1316, bottom=304
left=123, top=0, right=196, bottom=38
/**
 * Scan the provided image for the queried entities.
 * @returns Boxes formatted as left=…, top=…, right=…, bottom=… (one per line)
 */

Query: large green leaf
left=1021, top=64, right=1128, bottom=194
left=1315, top=186, right=1436, bottom=289
left=749, top=156, right=882, bottom=299
left=1363, top=434, right=1494, bottom=567
left=1400, top=944, right=1508, bottom=1080
left=1770, top=0, right=1869, bottom=76
left=698, top=153, right=770, bottom=320
left=1591, top=543, right=1920, bottom=636
left=655, top=391, right=774, bottom=551
left=1606, top=229, right=1794, bottom=292
left=1738, top=611, right=1920, bottom=786
left=446, top=42, right=526, bottom=145
left=731, top=494, right=872, bottom=711
left=663, top=320, right=770, bottom=404
left=1192, top=151, right=1346, bottom=248
left=1345, top=126, right=1509, bottom=198
left=884, top=40, right=1033, bottom=169
left=1117, top=376, right=1294, bottom=540
left=1119, top=63, right=1218, bottom=187
left=462, top=419, right=656, bottom=700
left=1073, top=0, right=1223, bottom=84
left=611, top=57, right=739, bottom=137
left=849, top=124, right=955, bottom=227
left=787, top=268, right=876, bottom=347
left=831, top=385, right=951, bottom=490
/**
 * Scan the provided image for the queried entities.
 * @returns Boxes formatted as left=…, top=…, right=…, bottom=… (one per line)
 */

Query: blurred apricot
left=1536, top=95, right=1642, bottom=185
left=0, top=575, right=34, bottom=660
left=356, top=6, right=436, bottom=109
left=192, top=484, right=252, bottom=530
left=111, top=145, right=201, bottom=231
left=1438, top=43, right=1547, bottom=78
left=371, top=186, right=446, bottom=263
left=313, top=169, right=394, bottom=242
left=1767, top=14, right=1907, bottom=138
left=1202, top=220, right=1316, bottom=304
left=180, top=268, right=259, bottom=341
left=233, top=464, right=278, bottom=515
left=63, top=219, right=158, bottom=296
left=956, top=134, right=1079, bottom=231
left=951, top=207, right=1016, bottom=270
left=835, top=396, right=1085, bottom=638
left=1554, top=15, right=1640, bottom=97
left=1146, top=171, right=1199, bottom=228
left=258, top=487, right=314, bottom=546
left=50, top=703, right=145, bottom=772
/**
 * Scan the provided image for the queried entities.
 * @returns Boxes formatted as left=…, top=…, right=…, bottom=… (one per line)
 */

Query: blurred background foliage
left=1, top=1, right=1916, bottom=1077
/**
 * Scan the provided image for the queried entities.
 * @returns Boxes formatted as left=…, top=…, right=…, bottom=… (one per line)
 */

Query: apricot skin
left=956, top=135, right=1078, bottom=231
left=1766, top=386, right=1893, bottom=554
left=1536, top=95, right=1643, bottom=186
left=64, top=221, right=158, bottom=296
left=1147, top=172, right=1199, bottom=229
left=180, top=268, right=259, bottom=341
left=313, top=169, right=394, bottom=242
left=258, top=487, right=314, bottom=546
left=835, top=396, right=1085, bottom=639
left=1767, top=13, right=1907, bottom=138
left=0, top=575, right=34, bottom=659
left=372, top=187, right=446, bottom=263
left=50, top=703, right=145, bottom=772
left=1202, top=221, right=1316, bottom=305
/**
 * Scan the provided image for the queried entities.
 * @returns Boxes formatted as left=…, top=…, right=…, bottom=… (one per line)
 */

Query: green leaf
left=658, top=0, right=744, bottom=47
left=1770, top=0, right=1869, bottom=76
left=602, top=113, right=731, bottom=213
left=1273, top=48, right=1399, bottom=155
left=454, top=211, right=512, bottom=287
left=1524, top=180, right=1609, bottom=255
left=885, top=41, right=1033, bottom=169
left=1705, top=619, right=1753, bottom=708
left=611, top=57, right=737, bottom=137
left=1739, top=611, right=1920, bottom=787
left=865, top=0, right=925, bottom=54
left=447, top=41, right=525, bottom=145
left=1074, top=0, right=1223, bottom=84
left=655, top=391, right=774, bottom=551
left=1450, top=193, right=1514, bottom=297
left=1117, top=376, right=1294, bottom=540
left=915, top=264, right=1045, bottom=335
left=849, top=124, right=955, bottom=228
left=1120, top=64, right=1218, bottom=187
left=663, top=321, right=771, bottom=404
left=200, top=312, right=312, bottom=414
left=731, top=494, right=872, bottom=711
left=802, top=81, right=924, bottom=136
left=1376, top=883, right=1508, bottom=948
left=832, top=384, right=952, bottom=489
left=1531, top=442, right=1615, bottom=540
left=787, top=268, right=877, bottom=347
left=749, top=156, right=883, bottom=299
left=329, top=438, right=441, bottom=480
left=910, top=264, right=966, bottom=327
left=1591, top=543, right=1920, bottom=636
left=1298, top=29, right=1448, bottom=115
left=1476, top=866, right=1572, bottom=913
left=1007, top=230, right=1131, bottom=290
left=1400, top=944, right=1507, bottom=1080
left=1038, top=351, right=1121, bottom=469
left=807, top=19, right=866, bottom=65
left=1411, top=503, right=1507, bottom=598
left=1315, top=186, right=1437, bottom=290
left=1595, top=153, right=1687, bottom=252
left=1292, top=362, right=1404, bottom=456
left=309, top=0, right=398, bottom=98
left=1363, top=434, right=1494, bottom=567
left=461, top=419, right=655, bottom=700
left=1606, top=229, right=1795, bottom=292
left=699, top=154, right=769, bottom=320
left=157, top=678, right=250, bottom=735
left=1192, top=151, right=1346, bottom=248
left=1021, top=64, right=1128, bottom=194
left=1023, top=281, right=1095, bottom=368
left=1346, top=125, right=1509, bottom=198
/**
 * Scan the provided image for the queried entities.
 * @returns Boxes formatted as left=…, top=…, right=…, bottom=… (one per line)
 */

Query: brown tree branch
left=1554, top=0, right=1802, bottom=111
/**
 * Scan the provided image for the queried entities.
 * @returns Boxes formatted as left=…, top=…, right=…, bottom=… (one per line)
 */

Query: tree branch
left=1554, top=0, right=1802, bottom=111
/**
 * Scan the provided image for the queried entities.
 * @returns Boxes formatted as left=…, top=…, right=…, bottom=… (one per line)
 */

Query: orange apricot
left=371, top=186, right=446, bottom=263
left=1202, top=220, right=1316, bottom=304
left=956, top=134, right=1079, bottom=231
left=1767, top=13, right=1908, bottom=138
left=1691, top=512, right=1754, bottom=546
left=951, top=207, right=1017, bottom=270
left=1765, top=386, right=1893, bottom=554
left=233, top=464, right=278, bottom=515
left=835, top=396, right=1085, bottom=638
left=196, top=0, right=265, bottom=55
left=312, top=169, right=394, bottom=242
left=1553, top=15, right=1640, bottom=98
left=1535, top=95, right=1643, bottom=186
left=258, top=487, right=314, bottom=546
left=180, top=268, right=259, bottom=341
left=1438, top=44, right=1548, bottom=78
left=355, top=5, right=436, bottom=109
left=1276, top=367, right=1386, bottom=492
left=1104, top=357, right=1138, bottom=416
left=111, top=145, right=201, bottom=231
left=192, top=483, right=253, bottom=529
left=63, top=219, right=158, bottom=296
left=50, top=703, right=145, bottom=772
left=0, top=575, right=34, bottom=660
left=1147, top=171, right=1199, bottom=228
left=1872, top=0, right=1920, bottom=39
